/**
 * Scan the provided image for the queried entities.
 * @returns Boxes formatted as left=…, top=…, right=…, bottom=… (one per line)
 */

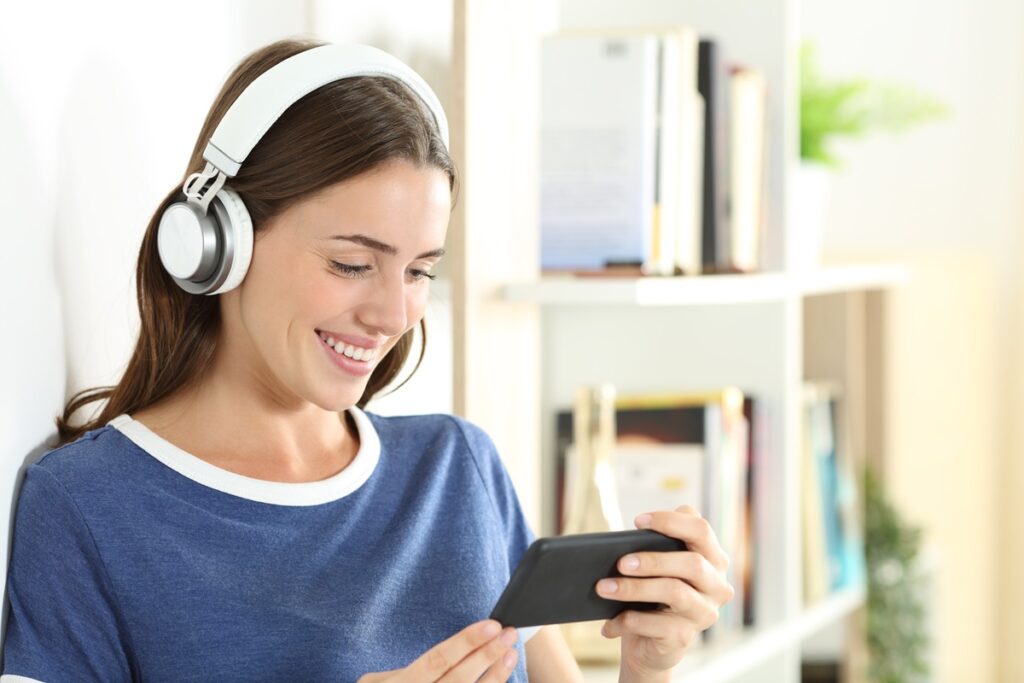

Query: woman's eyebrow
left=321, top=233, right=445, bottom=259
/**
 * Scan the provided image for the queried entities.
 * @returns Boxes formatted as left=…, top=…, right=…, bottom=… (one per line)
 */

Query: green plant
left=800, top=41, right=949, bottom=168
left=863, top=465, right=929, bottom=683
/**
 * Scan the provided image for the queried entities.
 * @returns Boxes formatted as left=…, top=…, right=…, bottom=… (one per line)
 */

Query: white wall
left=802, top=0, right=1024, bottom=680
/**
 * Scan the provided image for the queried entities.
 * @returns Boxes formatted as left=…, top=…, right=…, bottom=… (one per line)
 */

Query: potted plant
left=795, top=41, right=948, bottom=269
left=863, top=465, right=931, bottom=682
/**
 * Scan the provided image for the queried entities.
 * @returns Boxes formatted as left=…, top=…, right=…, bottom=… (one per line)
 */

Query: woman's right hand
left=356, top=619, right=521, bottom=683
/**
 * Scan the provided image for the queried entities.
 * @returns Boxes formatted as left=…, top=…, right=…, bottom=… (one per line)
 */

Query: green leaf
left=799, top=40, right=949, bottom=168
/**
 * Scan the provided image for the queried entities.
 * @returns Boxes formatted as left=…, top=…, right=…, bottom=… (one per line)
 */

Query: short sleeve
left=452, top=418, right=541, bottom=643
left=453, top=419, right=537, bottom=575
left=1, top=464, right=136, bottom=682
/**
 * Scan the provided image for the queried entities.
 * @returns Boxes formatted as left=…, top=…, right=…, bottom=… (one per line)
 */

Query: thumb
left=357, top=672, right=397, bottom=683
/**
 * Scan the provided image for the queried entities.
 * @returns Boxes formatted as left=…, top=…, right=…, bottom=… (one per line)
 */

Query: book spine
left=697, top=39, right=730, bottom=273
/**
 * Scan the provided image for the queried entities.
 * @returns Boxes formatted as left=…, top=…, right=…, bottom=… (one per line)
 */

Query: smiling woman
left=0, top=38, right=553, bottom=683
left=54, top=44, right=457, bottom=444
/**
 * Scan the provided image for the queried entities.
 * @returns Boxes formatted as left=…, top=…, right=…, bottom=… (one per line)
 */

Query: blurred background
left=1, top=1, right=1021, bottom=682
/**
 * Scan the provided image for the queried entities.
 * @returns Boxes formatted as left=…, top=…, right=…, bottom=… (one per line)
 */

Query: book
left=697, top=39, right=731, bottom=273
left=728, top=65, right=767, bottom=273
left=741, top=395, right=764, bottom=627
left=815, top=384, right=866, bottom=590
left=801, top=382, right=867, bottom=606
left=801, top=390, right=829, bottom=604
left=540, top=32, right=660, bottom=273
left=678, top=83, right=706, bottom=276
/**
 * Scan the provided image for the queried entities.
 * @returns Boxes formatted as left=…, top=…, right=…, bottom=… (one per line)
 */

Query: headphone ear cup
left=206, top=187, right=254, bottom=295
left=157, top=192, right=221, bottom=293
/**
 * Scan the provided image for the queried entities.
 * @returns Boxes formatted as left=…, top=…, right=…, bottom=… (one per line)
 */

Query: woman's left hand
left=595, top=505, right=736, bottom=680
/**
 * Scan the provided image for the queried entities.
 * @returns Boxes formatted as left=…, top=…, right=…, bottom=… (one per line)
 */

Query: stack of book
left=540, top=27, right=768, bottom=277
left=554, top=386, right=764, bottom=638
left=801, top=382, right=866, bottom=605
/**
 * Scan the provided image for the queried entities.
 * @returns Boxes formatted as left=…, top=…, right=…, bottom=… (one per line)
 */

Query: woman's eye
left=329, top=261, right=436, bottom=283
left=329, top=261, right=372, bottom=278
left=410, top=269, right=437, bottom=282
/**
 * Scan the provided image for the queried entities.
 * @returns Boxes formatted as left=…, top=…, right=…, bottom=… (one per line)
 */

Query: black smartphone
left=488, top=529, right=687, bottom=628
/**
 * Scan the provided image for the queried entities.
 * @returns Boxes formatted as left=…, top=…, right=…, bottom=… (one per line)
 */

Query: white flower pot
left=791, top=161, right=833, bottom=271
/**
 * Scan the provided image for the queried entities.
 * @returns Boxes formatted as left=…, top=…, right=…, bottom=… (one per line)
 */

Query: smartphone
left=488, top=529, right=687, bottom=628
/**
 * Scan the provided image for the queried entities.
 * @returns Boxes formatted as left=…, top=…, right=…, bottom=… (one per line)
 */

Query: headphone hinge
left=182, top=161, right=227, bottom=215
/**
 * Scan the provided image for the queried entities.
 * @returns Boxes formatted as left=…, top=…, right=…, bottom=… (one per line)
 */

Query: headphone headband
left=204, top=42, right=450, bottom=177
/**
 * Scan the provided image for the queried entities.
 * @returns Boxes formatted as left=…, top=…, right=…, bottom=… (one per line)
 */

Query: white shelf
left=796, top=263, right=910, bottom=297
left=501, top=264, right=909, bottom=306
left=578, top=584, right=867, bottom=683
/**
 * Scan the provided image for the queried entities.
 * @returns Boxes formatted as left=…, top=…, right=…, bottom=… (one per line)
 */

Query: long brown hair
left=54, top=36, right=458, bottom=448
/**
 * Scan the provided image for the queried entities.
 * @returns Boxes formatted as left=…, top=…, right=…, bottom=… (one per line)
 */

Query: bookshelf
left=449, top=0, right=904, bottom=681
left=498, top=265, right=898, bottom=683
left=507, top=277, right=897, bottom=682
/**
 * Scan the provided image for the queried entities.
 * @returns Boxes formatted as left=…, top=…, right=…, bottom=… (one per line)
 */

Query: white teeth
left=318, top=331, right=376, bottom=362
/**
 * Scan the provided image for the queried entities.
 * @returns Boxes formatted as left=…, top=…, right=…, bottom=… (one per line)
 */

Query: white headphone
left=157, top=42, right=450, bottom=296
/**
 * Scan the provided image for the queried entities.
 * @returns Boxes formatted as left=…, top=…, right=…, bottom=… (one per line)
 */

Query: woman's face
left=224, top=158, right=451, bottom=411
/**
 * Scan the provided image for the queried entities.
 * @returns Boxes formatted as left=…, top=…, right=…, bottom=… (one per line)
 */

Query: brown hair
left=54, top=36, right=458, bottom=448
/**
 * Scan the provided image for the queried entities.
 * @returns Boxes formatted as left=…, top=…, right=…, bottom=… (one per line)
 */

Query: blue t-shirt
left=0, top=406, right=538, bottom=682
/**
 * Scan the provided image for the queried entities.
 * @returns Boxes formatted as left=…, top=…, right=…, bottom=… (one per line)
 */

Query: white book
left=729, top=67, right=768, bottom=273
left=541, top=32, right=659, bottom=272
left=677, top=94, right=706, bottom=276
left=673, top=27, right=705, bottom=277
left=653, top=32, right=681, bottom=276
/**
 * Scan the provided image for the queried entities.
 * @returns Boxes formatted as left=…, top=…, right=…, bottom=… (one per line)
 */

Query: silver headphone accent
left=157, top=42, right=449, bottom=296
left=157, top=191, right=238, bottom=295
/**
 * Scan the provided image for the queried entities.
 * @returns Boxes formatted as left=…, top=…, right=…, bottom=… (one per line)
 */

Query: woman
left=1, top=37, right=734, bottom=683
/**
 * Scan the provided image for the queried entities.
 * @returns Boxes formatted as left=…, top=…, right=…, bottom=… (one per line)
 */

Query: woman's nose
left=357, top=273, right=409, bottom=337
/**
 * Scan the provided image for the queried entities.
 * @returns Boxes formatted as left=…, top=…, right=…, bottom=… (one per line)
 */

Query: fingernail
left=635, top=513, right=652, bottom=528
left=622, top=555, right=639, bottom=570
left=500, top=627, right=518, bottom=646
left=598, top=578, right=618, bottom=594
left=483, top=621, right=501, bottom=637
left=504, top=649, right=518, bottom=668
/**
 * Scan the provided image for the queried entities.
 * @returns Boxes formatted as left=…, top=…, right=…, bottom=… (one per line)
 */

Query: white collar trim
left=106, top=406, right=380, bottom=506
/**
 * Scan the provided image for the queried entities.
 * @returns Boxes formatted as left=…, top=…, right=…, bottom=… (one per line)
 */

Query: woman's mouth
left=316, top=330, right=378, bottom=376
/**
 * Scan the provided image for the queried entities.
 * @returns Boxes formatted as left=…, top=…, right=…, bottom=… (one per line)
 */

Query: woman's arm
left=524, top=625, right=585, bottom=683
